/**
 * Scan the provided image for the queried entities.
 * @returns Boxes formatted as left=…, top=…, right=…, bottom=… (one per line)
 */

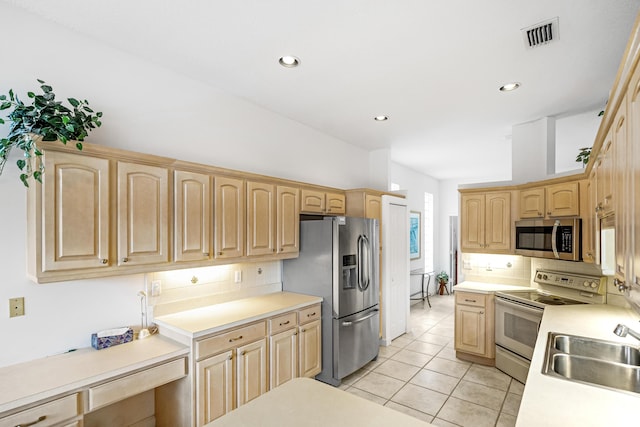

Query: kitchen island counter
left=207, top=377, right=433, bottom=426
left=517, top=303, right=640, bottom=426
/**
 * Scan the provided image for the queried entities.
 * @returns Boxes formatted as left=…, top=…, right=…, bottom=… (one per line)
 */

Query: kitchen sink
left=552, top=334, right=640, bottom=365
left=543, top=332, right=640, bottom=394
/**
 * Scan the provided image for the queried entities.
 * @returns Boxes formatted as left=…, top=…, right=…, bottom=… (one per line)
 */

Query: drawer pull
left=121, top=257, right=129, bottom=263
left=279, top=321, right=290, bottom=326
left=100, top=258, right=108, bottom=264
left=240, top=351, right=246, bottom=356
left=228, top=335, right=243, bottom=342
left=464, top=299, right=476, bottom=303
left=307, top=312, right=316, bottom=317
left=300, top=328, right=306, bottom=332
left=16, top=415, right=46, bottom=427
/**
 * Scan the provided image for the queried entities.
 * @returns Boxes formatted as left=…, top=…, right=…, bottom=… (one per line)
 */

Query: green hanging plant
left=576, top=147, right=591, bottom=167
left=0, top=79, right=102, bottom=187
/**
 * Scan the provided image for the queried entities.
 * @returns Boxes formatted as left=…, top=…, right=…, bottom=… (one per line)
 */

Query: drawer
left=88, top=358, right=187, bottom=411
left=0, top=394, right=80, bottom=427
left=456, top=292, right=486, bottom=308
left=269, top=312, right=297, bottom=335
left=298, top=304, right=321, bottom=325
left=196, top=321, right=266, bottom=360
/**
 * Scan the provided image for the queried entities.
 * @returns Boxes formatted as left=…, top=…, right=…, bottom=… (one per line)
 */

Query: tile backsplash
left=459, top=253, right=531, bottom=286
left=147, top=261, right=282, bottom=318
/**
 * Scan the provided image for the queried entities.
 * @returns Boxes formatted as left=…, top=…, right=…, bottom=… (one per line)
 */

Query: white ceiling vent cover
left=522, top=17, right=559, bottom=49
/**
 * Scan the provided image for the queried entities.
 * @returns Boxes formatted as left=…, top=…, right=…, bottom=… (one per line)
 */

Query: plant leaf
left=68, top=98, right=80, bottom=108
left=76, top=142, right=83, bottom=150
left=16, top=159, right=26, bottom=170
left=20, top=173, right=29, bottom=187
left=0, top=101, right=11, bottom=110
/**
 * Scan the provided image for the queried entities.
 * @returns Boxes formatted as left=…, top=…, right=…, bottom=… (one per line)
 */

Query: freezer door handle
left=357, top=234, right=371, bottom=291
left=341, top=309, right=379, bottom=326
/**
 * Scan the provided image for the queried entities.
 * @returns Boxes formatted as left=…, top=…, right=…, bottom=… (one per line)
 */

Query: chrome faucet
left=613, top=324, right=640, bottom=342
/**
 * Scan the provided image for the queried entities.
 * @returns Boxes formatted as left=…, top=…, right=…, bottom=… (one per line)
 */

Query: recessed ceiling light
left=499, top=82, right=521, bottom=92
left=374, top=115, right=389, bottom=121
left=279, top=55, right=300, bottom=68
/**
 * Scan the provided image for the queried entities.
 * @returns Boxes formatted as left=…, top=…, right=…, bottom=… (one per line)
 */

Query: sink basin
left=549, top=353, right=640, bottom=393
left=543, top=332, right=640, bottom=394
left=553, top=334, right=640, bottom=365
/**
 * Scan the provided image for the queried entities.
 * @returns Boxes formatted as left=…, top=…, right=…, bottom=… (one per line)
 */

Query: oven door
left=495, top=297, right=543, bottom=360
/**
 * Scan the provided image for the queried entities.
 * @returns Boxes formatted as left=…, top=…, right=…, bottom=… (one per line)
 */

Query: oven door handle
left=495, top=297, right=544, bottom=316
left=551, top=219, right=560, bottom=259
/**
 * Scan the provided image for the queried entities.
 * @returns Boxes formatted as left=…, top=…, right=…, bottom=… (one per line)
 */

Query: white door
left=386, top=200, right=410, bottom=341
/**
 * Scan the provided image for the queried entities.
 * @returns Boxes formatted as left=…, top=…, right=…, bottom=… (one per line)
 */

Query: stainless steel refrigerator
left=282, top=216, right=379, bottom=386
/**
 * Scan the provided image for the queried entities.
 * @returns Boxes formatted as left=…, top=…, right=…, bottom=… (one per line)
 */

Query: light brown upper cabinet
left=247, top=182, right=300, bottom=257
left=345, top=189, right=382, bottom=220
left=247, top=181, right=275, bottom=256
left=546, top=182, right=580, bottom=217
left=276, top=185, right=300, bottom=256
left=175, top=170, right=211, bottom=262
left=460, top=191, right=511, bottom=253
left=214, top=176, right=245, bottom=259
left=518, top=182, right=580, bottom=219
left=117, top=161, right=170, bottom=266
left=300, top=188, right=345, bottom=215
left=614, top=90, right=631, bottom=281
left=39, top=150, right=110, bottom=272
left=595, top=132, right=614, bottom=218
left=631, top=62, right=640, bottom=290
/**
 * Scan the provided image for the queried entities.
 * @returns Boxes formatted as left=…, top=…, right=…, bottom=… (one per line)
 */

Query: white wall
left=0, top=3, right=371, bottom=367
left=555, top=108, right=602, bottom=173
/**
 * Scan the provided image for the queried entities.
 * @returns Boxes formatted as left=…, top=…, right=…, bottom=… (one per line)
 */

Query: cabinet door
left=631, top=66, right=640, bottom=289
left=518, top=188, right=545, bottom=219
left=545, top=182, right=579, bottom=217
left=175, top=170, right=211, bottom=262
left=613, top=99, right=630, bottom=280
left=196, top=350, right=234, bottom=426
left=583, top=173, right=597, bottom=264
left=300, top=188, right=325, bottom=213
left=365, top=194, right=382, bottom=220
left=484, top=192, right=510, bottom=252
left=236, top=339, right=267, bottom=407
left=299, top=319, right=322, bottom=378
left=42, top=151, right=110, bottom=271
left=276, top=185, right=300, bottom=256
left=455, top=304, right=486, bottom=356
left=117, top=162, right=169, bottom=266
left=214, top=176, right=245, bottom=259
left=247, top=181, right=275, bottom=256
left=269, top=328, right=298, bottom=389
left=325, top=192, right=346, bottom=215
left=460, top=194, right=485, bottom=251
left=597, top=134, right=614, bottom=216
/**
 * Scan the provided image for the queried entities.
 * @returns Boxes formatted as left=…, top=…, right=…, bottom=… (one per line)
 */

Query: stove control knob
left=537, top=273, right=542, bottom=280
left=591, top=282, right=598, bottom=289
left=583, top=281, right=590, bottom=288
left=542, top=274, right=548, bottom=280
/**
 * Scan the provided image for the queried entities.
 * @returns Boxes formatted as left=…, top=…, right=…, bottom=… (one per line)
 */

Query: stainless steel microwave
left=514, top=218, right=581, bottom=261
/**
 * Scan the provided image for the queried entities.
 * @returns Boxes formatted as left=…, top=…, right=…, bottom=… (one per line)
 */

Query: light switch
left=234, top=271, right=242, bottom=283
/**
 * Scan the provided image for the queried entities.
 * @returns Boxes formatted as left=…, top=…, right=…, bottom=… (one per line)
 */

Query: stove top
left=496, top=269, right=606, bottom=308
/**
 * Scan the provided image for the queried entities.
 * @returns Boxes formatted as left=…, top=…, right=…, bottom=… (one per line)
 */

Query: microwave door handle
left=552, top=220, right=560, bottom=259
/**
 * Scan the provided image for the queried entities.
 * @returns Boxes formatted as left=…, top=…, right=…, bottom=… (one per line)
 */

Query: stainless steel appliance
left=514, top=218, right=581, bottom=261
left=495, top=269, right=606, bottom=383
left=282, top=216, right=379, bottom=386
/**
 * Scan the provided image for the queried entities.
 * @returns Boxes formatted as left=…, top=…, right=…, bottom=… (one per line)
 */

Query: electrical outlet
left=151, top=280, right=162, bottom=297
left=9, top=297, right=24, bottom=318
left=234, top=270, right=242, bottom=283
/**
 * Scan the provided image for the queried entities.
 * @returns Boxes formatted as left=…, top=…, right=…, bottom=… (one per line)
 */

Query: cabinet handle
left=228, top=335, right=243, bottom=342
left=203, top=252, right=210, bottom=257
left=537, top=212, right=542, bottom=217
left=122, top=257, right=129, bottom=263
left=100, top=259, right=108, bottom=264
left=15, top=415, right=46, bottom=427
left=240, top=351, right=246, bottom=356
left=279, top=321, right=290, bottom=326
left=228, top=355, right=233, bottom=360
left=464, top=299, right=477, bottom=303
left=279, top=248, right=284, bottom=252
left=300, top=328, right=306, bottom=332
left=547, top=211, right=551, bottom=215
left=217, top=252, right=223, bottom=256
left=307, top=312, right=316, bottom=317
left=294, top=332, right=298, bottom=336
left=479, top=311, right=484, bottom=314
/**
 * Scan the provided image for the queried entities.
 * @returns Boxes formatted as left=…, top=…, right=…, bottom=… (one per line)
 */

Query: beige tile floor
left=338, top=294, right=524, bottom=427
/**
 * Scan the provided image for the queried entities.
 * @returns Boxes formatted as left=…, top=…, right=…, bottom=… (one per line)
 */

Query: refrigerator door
left=333, top=306, right=380, bottom=379
left=336, top=217, right=379, bottom=318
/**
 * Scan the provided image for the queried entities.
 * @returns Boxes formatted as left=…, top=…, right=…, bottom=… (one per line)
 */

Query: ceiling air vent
left=522, top=17, right=559, bottom=49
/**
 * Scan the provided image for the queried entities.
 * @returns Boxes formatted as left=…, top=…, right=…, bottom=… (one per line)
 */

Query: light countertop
left=454, top=281, right=535, bottom=294
left=517, top=304, right=640, bottom=426
left=0, top=334, right=188, bottom=415
left=207, top=377, right=433, bottom=427
left=154, top=292, right=323, bottom=339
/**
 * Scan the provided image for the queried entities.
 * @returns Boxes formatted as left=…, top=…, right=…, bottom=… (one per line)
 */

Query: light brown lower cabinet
left=454, top=291, right=495, bottom=365
left=299, top=319, right=321, bottom=378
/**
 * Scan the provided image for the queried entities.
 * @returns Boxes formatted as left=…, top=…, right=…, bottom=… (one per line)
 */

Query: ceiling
left=5, top=0, right=640, bottom=181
